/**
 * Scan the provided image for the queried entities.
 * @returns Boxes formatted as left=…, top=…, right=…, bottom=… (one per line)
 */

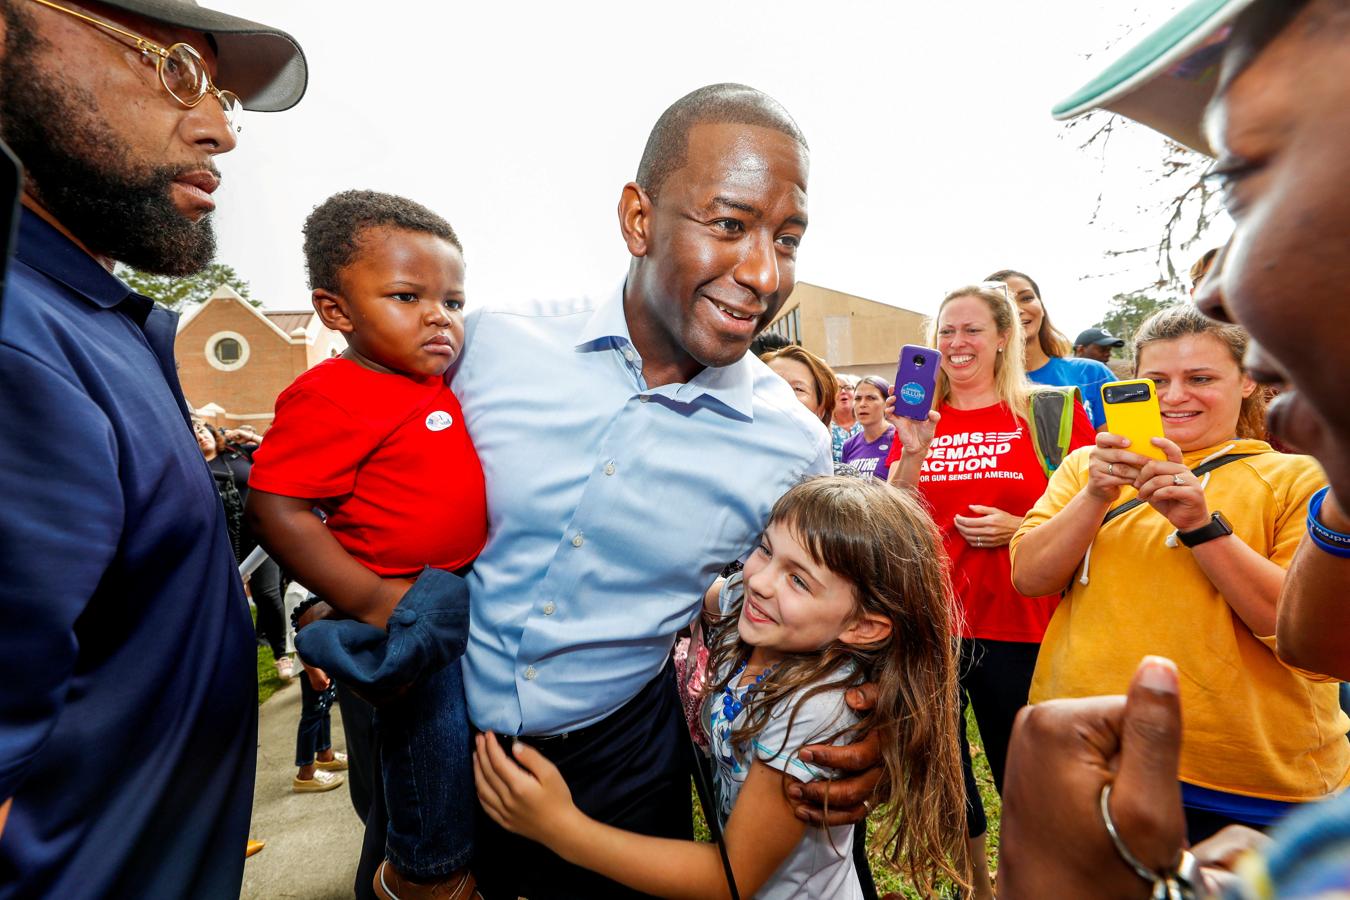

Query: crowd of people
left=2, top=0, right=1349, bottom=899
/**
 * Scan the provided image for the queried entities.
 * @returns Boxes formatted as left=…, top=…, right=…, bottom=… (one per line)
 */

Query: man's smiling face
left=1194, top=0, right=1350, bottom=494
left=628, top=121, right=808, bottom=380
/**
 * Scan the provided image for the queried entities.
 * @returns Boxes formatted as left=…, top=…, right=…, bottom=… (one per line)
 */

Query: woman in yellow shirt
left=1009, top=305, right=1349, bottom=844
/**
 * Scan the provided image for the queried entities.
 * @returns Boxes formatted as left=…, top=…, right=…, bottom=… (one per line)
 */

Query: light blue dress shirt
left=451, top=285, right=832, bottom=735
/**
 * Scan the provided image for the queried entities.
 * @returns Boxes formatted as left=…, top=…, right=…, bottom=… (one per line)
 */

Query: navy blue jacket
left=0, top=212, right=256, bottom=898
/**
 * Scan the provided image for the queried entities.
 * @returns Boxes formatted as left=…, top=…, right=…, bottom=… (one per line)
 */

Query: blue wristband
left=1307, top=487, right=1350, bottom=558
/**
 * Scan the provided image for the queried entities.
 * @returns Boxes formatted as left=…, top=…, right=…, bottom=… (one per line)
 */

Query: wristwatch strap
left=1177, top=512, right=1232, bottom=548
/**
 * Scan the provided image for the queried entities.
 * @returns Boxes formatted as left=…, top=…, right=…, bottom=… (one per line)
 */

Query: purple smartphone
left=892, top=345, right=942, bottom=420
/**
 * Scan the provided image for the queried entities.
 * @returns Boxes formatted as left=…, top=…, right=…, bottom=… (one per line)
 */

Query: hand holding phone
left=1101, top=379, right=1167, bottom=461
left=892, top=345, right=942, bottom=421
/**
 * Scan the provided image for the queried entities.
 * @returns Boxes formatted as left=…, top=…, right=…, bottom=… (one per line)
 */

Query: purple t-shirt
left=841, top=426, right=896, bottom=480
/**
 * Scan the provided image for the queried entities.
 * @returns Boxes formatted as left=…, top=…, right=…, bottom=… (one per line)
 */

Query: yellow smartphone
left=1101, top=379, right=1167, bottom=461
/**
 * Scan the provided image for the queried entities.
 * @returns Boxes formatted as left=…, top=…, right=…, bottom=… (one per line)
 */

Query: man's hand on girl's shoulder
left=788, top=682, right=883, bottom=825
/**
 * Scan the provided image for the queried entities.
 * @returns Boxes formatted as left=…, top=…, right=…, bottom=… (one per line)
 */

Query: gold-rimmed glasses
left=29, top=0, right=241, bottom=133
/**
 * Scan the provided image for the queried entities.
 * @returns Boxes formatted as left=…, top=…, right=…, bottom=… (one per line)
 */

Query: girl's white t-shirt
left=704, top=573, right=864, bottom=900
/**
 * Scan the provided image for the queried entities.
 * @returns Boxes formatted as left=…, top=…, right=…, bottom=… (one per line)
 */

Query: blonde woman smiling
left=1010, top=305, right=1349, bottom=844
left=885, top=283, right=1095, bottom=897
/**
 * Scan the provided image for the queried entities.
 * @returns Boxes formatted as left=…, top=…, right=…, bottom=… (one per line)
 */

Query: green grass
left=252, top=605, right=286, bottom=705
left=692, top=704, right=999, bottom=898
left=257, top=642, right=286, bottom=705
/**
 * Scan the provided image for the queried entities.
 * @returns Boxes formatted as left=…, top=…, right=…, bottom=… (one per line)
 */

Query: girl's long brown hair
left=703, top=476, right=968, bottom=894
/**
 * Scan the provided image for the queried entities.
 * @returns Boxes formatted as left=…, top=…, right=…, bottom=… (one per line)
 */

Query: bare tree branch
left=1069, top=121, right=1220, bottom=297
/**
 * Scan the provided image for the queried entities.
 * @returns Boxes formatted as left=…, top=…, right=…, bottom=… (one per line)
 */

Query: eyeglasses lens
left=218, top=91, right=241, bottom=132
left=161, top=43, right=207, bottom=105
left=162, top=43, right=240, bottom=132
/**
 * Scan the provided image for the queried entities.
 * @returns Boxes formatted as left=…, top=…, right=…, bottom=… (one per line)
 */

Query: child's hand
left=473, top=732, right=579, bottom=844
left=302, top=662, right=331, bottom=691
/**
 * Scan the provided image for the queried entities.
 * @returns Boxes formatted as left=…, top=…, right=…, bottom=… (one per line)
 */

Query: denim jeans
left=250, top=556, right=286, bottom=659
left=295, top=675, right=336, bottom=766
left=378, top=659, right=474, bottom=878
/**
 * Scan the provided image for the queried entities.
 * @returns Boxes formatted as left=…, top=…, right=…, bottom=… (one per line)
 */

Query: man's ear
left=839, top=610, right=892, bottom=648
left=312, top=289, right=354, bottom=334
left=618, top=182, right=653, bottom=258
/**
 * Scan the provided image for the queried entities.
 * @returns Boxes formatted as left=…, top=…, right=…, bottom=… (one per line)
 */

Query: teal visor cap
left=1051, top=0, right=1260, bottom=155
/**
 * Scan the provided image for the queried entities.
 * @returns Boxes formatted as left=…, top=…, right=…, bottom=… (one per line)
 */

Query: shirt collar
left=680, top=354, right=756, bottom=419
left=575, top=281, right=757, bottom=420
left=16, top=209, right=136, bottom=311
left=574, top=281, right=632, bottom=350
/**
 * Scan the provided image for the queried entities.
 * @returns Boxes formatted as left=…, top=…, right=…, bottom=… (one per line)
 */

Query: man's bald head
left=635, top=83, right=807, bottom=202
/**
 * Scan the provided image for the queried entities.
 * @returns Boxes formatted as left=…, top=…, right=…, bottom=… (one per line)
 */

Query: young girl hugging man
left=475, top=476, right=969, bottom=898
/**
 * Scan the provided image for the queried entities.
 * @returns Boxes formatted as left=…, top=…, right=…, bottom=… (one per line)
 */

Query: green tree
left=116, top=262, right=258, bottom=309
left=1096, top=290, right=1180, bottom=354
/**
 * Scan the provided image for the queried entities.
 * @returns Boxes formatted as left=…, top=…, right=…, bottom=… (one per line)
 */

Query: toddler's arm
left=245, top=490, right=411, bottom=630
left=474, top=733, right=804, bottom=900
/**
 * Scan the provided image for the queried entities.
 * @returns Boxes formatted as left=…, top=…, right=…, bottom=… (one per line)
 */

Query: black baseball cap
left=1075, top=327, right=1126, bottom=348
left=86, top=0, right=307, bottom=112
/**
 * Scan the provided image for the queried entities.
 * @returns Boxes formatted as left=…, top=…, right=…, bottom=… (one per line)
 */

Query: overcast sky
left=211, top=0, right=1231, bottom=341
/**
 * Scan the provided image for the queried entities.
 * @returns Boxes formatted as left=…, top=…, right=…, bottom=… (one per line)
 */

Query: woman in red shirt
left=884, top=283, right=1094, bottom=897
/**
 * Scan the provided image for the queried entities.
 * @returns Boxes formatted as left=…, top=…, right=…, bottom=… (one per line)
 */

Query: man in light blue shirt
left=455, top=285, right=829, bottom=737
left=445, top=84, right=830, bottom=899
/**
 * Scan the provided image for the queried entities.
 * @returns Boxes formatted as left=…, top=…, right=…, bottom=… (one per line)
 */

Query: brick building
left=175, top=284, right=344, bottom=431
left=761, top=281, right=927, bottom=380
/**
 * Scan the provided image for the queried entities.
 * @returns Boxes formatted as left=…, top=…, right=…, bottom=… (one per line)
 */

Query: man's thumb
left=1118, top=656, right=1183, bottom=783
left=1111, top=656, right=1185, bottom=866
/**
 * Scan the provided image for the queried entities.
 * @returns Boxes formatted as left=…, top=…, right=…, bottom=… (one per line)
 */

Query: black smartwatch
left=1177, top=511, right=1234, bottom=548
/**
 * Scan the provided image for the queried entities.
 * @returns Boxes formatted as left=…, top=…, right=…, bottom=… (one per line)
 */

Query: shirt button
left=604, top=462, right=616, bottom=476
left=572, top=533, right=584, bottom=548
left=524, top=666, right=537, bottom=681
left=639, top=395, right=650, bottom=403
left=543, top=601, right=556, bottom=616
left=623, top=349, right=635, bottom=362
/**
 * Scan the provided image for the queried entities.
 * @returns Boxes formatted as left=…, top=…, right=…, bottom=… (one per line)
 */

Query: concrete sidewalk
left=242, top=679, right=365, bottom=899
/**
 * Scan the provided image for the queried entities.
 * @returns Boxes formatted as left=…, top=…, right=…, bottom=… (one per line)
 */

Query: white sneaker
left=315, top=750, right=348, bottom=772
left=293, top=769, right=344, bottom=793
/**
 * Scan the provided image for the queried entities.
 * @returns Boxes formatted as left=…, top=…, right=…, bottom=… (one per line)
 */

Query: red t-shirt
left=884, top=400, right=1095, bottom=642
left=249, top=358, right=487, bottom=578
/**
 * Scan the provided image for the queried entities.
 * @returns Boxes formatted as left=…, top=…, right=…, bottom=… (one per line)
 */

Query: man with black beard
left=0, top=0, right=305, bottom=896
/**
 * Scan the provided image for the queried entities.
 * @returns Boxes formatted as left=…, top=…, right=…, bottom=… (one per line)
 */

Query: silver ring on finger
left=1173, top=473, right=1185, bottom=486
left=1106, top=463, right=1115, bottom=476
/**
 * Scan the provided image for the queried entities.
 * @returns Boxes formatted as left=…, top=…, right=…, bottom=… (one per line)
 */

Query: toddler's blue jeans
left=378, top=659, right=474, bottom=876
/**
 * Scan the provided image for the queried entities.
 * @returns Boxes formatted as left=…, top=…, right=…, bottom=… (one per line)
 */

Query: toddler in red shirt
left=247, top=190, right=486, bottom=899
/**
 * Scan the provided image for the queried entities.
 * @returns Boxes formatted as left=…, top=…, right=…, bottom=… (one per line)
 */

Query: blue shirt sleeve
left=1078, top=360, right=1117, bottom=429
left=0, top=345, right=124, bottom=800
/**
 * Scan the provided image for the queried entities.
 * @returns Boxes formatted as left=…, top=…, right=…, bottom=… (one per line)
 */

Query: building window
left=214, top=338, right=242, bottom=365
left=765, top=306, right=801, bottom=345
left=205, top=331, right=250, bottom=372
